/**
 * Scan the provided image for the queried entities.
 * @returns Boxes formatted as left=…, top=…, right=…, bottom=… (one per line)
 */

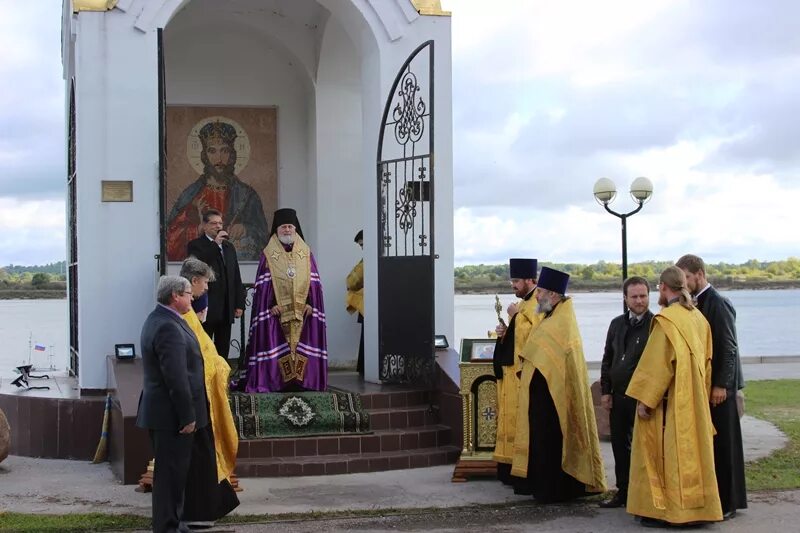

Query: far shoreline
left=0, top=291, right=67, bottom=300
left=2, top=281, right=798, bottom=300
left=456, top=280, right=800, bottom=295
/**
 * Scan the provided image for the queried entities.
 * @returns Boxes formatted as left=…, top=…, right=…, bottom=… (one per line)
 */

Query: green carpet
left=229, top=388, right=371, bottom=439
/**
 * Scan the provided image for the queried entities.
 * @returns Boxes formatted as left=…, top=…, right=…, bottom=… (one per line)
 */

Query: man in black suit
left=598, top=276, right=654, bottom=508
left=136, top=275, right=209, bottom=533
left=677, top=254, right=747, bottom=520
left=188, top=209, right=245, bottom=358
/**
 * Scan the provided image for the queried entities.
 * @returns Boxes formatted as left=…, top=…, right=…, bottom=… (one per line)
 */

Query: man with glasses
left=136, top=276, right=208, bottom=532
left=188, top=209, right=245, bottom=359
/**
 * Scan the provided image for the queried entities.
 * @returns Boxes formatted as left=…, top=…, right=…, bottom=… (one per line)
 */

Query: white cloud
left=3, top=0, right=800, bottom=267
left=448, top=0, right=800, bottom=265
left=0, top=198, right=65, bottom=265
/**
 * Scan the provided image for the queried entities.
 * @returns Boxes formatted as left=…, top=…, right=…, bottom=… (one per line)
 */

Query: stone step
left=235, top=445, right=462, bottom=477
left=366, top=404, right=440, bottom=430
left=358, top=389, right=433, bottom=410
left=237, top=424, right=452, bottom=459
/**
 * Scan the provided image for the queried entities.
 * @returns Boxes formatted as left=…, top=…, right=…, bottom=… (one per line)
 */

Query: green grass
left=0, top=513, right=148, bottom=532
left=744, top=379, right=800, bottom=490
left=0, top=504, right=543, bottom=532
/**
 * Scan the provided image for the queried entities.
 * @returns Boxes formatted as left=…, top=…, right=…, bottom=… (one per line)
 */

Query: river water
left=455, top=289, right=800, bottom=362
left=1, top=289, right=798, bottom=378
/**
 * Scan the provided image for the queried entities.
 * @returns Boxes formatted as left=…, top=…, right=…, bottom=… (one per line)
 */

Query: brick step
left=359, top=389, right=433, bottom=410
left=235, top=445, right=462, bottom=477
left=366, top=405, right=440, bottom=430
left=237, top=424, right=452, bottom=459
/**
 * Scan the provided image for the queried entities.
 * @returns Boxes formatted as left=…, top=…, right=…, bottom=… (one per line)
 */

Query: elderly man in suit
left=187, top=209, right=245, bottom=358
left=136, top=275, right=208, bottom=533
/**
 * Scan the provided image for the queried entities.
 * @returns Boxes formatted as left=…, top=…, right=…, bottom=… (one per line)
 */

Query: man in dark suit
left=598, top=276, right=654, bottom=508
left=188, top=209, right=245, bottom=358
left=136, top=275, right=209, bottom=533
left=677, top=254, right=747, bottom=520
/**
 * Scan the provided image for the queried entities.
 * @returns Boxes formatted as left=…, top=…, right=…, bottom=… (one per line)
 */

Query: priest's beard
left=658, top=293, right=668, bottom=307
left=278, top=234, right=295, bottom=246
left=536, top=299, right=554, bottom=314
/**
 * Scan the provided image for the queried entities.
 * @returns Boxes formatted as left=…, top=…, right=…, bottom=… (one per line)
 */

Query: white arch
left=137, top=0, right=387, bottom=63
left=164, top=14, right=317, bottom=93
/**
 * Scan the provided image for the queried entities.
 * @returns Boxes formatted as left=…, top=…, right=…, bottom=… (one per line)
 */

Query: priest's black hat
left=270, top=208, right=304, bottom=239
left=537, top=266, right=570, bottom=295
left=354, top=230, right=363, bottom=243
left=509, top=258, right=538, bottom=279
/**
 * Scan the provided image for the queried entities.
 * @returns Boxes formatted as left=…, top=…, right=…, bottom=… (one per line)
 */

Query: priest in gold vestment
left=492, top=258, right=541, bottom=486
left=510, top=267, right=606, bottom=502
left=179, top=257, right=239, bottom=523
left=625, top=266, right=721, bottom=526
left=346, top=230, right=365, bottom=376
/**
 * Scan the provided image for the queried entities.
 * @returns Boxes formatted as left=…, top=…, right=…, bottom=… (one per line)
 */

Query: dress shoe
left=723, top=510, right=737, bottom=520
left=184, top=522, right=215, bottom=530
left=639, top=517, right=670, bottom=528
left=599, top=492, right=626, bottom=508
left=513, top=485, right=533, bottom=495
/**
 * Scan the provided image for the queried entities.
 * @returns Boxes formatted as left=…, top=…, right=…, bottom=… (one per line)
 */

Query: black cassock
left=518, top=371, right=588, bottom=503
left=697, top=287, right=747, bottom=515
left=711, top=394, right=747, bottom=514
left=183, top=425, right=240, bottom=523
left=492, top=314, right=516, bottom=485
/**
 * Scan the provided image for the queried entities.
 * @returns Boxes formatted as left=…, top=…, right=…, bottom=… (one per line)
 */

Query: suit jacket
left=188, top=235, right=245, bottom=324
left=600, top=310, right=654, bottom=395
left=697, top=286, right=745, bottom=391
left=136, top=305, right=209, bottom=431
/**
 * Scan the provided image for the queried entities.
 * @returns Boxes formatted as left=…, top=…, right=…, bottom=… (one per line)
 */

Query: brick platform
left=233, top=385, right=460, bottom=477
left=110, top=354, right=464, bottom=483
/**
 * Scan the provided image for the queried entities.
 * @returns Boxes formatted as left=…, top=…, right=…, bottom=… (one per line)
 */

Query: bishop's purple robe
left=235, top=247, right=327, bottom=392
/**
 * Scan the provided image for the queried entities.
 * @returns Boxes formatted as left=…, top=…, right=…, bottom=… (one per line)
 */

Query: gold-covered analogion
left=451, top=330, right=501, bottom=481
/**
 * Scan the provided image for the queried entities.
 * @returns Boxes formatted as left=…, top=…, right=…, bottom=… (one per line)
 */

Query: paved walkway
left=0, top=364, right=796, bottom=531
left=0, top=415, right=786, bottom=518
left=210, top=490, right=800, bottom=532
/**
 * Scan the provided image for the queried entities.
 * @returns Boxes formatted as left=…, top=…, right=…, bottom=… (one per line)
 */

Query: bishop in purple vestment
left=234, top=208, right=327, bottom=392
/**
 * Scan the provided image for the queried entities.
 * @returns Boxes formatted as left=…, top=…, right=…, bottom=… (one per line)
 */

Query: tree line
left=0, top=262, right=67, bottom=299
left=455, top=258, right=800, bottom=293
left=3, top=258, right=799, bottom=298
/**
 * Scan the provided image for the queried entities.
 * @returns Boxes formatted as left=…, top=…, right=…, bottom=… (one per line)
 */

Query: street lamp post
left=593, top=177, right=653, bottom=310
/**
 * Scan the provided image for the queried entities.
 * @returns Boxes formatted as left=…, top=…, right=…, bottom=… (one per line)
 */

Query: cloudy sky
left=2, top=0, right=799, bottom=266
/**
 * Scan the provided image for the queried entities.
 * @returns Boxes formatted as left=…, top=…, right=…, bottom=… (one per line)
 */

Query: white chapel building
left=62, top=0, right=454, bottom=391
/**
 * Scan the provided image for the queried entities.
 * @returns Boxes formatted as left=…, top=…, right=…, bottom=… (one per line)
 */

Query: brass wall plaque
left=101, top=180, right=133, bottom=202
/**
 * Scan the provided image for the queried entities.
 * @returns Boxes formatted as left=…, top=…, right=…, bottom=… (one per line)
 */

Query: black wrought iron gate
left=67, top=80, right=79, bottom=377
left=157, top=28, right=167, bottom=275
left=377, top=41, right=435, bottom=384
